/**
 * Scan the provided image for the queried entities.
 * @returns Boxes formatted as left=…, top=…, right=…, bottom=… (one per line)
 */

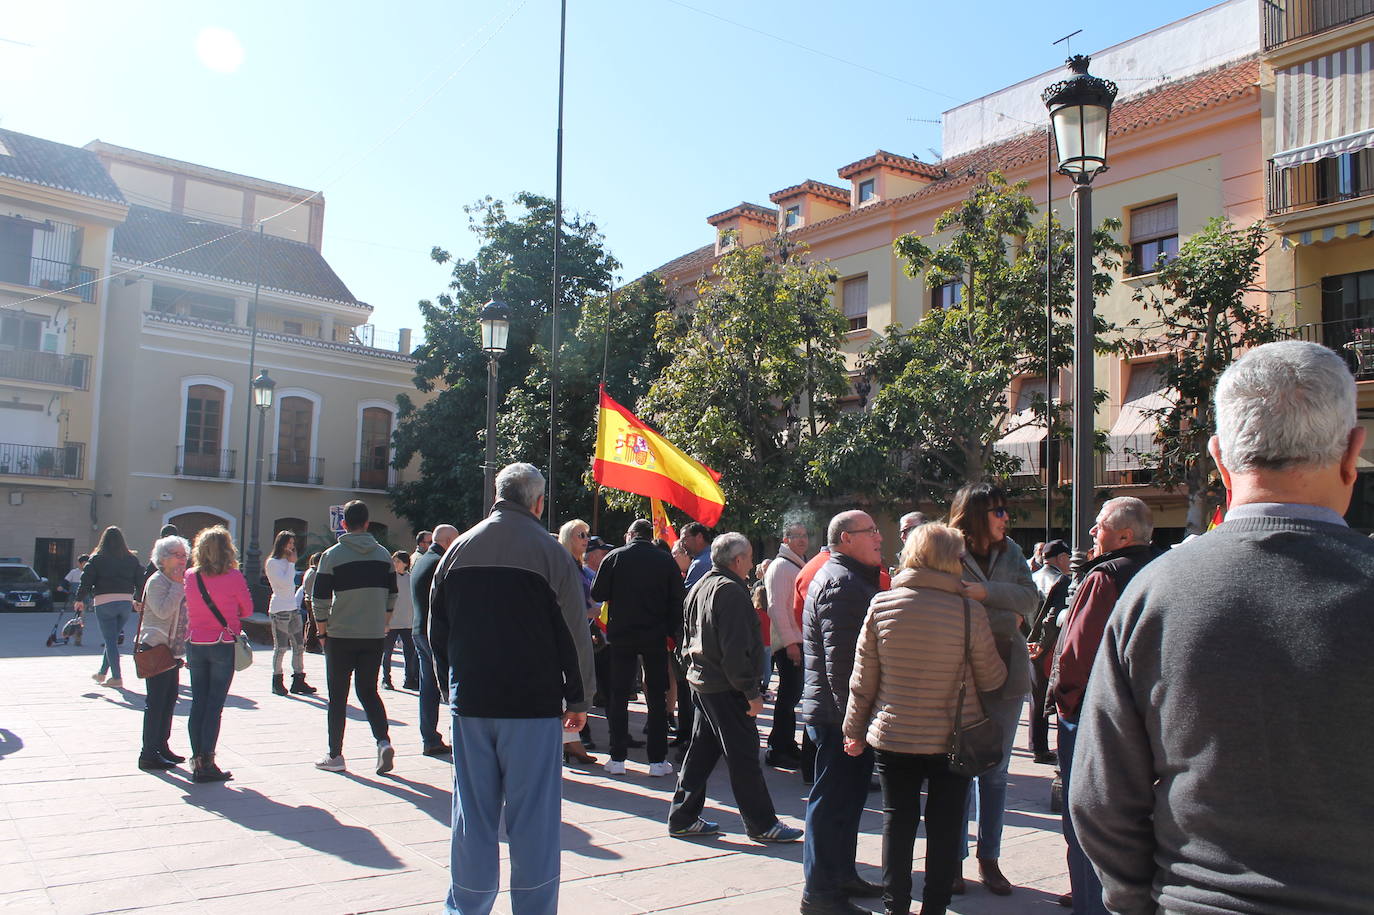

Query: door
left=34, top=538, right=73, bottom=597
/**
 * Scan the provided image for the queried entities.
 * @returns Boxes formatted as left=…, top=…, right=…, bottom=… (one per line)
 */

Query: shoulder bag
left=132, top=599, right=177, bottom=679
left=194, top=572, right=254, bottom=671
left=946, top=596, right=1005, bottom=778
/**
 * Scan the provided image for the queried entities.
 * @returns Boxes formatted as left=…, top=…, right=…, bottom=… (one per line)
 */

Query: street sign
left=329, top=504, right=346, bottom=537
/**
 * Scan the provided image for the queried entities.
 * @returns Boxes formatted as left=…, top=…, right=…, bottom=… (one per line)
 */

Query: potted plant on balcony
left=1346, top=327, right=1374, bottom=379
left=35, top=450, right=55, bottom=476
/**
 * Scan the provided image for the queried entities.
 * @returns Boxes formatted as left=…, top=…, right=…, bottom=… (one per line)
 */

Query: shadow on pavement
left=342, top=771, right=450, bottom=824
left=0, top=728, right=22, bottom=758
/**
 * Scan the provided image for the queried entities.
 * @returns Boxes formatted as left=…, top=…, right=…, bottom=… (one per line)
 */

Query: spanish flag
left=593, top=386, right=725, bottom=527
left=651, top=498, right=679, bottom=546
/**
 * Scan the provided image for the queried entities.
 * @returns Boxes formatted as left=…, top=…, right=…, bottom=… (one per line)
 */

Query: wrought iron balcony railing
left=0, top=442, right=84, bottom=479
left=175, top=446, right=237, bottom=479
left=0, top=349, right=90, bottom=389
left=270, top=453, right=325, bottom=486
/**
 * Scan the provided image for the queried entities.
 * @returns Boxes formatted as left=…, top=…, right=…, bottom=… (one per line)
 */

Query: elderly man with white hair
left=667, top=531, right=803, bottom=844
left=1071, top=341, right=1374, bottom=915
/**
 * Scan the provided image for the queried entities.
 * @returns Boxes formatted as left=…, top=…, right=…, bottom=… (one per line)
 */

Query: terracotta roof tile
left=769, top=179, right=850, bottom=205
left=0, top=129, right=126, bottom=204
left=837, top=149, right=945, bottom=180
left=706, top=202, right=778, bottom=226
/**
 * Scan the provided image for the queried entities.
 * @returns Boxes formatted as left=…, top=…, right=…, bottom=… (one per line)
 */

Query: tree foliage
left=1125, top=218, right=1283, bottom=532
left=813, top=172, right=1126, bottom=504
left=637, top=233, right=849, bottom=537
left=391, top=193, right=617, bottom=531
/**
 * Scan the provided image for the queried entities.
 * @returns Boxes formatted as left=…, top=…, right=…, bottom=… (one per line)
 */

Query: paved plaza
left=0, top=612, right=1071, bottom=914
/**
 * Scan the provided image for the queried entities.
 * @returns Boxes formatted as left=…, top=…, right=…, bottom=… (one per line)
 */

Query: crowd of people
left=62, top=340, right=1374, bottom=915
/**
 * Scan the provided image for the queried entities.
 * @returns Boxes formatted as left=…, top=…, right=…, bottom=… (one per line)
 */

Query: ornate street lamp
left=245, top=368, right=276, bottom=611
left=1043, top=54, right=1116, bottom=559
left=479, top=300, right=510, bottom=511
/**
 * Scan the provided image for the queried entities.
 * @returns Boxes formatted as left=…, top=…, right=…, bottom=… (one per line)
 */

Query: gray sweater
left=1070, top=516, right=1374, bottom=914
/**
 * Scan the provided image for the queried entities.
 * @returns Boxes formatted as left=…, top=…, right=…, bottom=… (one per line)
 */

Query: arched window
left=182, top=383, right=230, bottom=477
left=274, top=396, right=314, bottom=483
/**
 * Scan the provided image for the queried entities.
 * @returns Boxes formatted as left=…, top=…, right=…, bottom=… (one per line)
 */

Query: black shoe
left=950, top=875, right=966, bottom=895
left=1034, top=751, right=1059, bottom=765
left=402, top=680, right=419, bottom=691
left=422, top=743, right=452, bottom=757
left=192, top=764, right=233, bottom=784
left=290, top=674, right=317, bottom=695
left=159, top=748, right=186, bottom=764
left=799, top=897, right=866, bottom=914
left=765, top=748, right=802, bottom=770
left=138, top=755, right=175, bottom=771
left=271, top=674, right=288, bottom=696
left=841, top=877, right=884, bottom=898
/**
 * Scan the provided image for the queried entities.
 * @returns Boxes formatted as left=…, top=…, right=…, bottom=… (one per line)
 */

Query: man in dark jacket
left=666, top=532, right=802, bottom=844
left=1073, top=342, right=1374, bottom=915
left=430, top=463, right=594, bottom=915
left=800, top=510, right=886, bottom=915
left=411, top=523, right=456, bottom=756
left=1049, top=497, right=1158, bottom=915
left=591, top=518, right=686, bottom=775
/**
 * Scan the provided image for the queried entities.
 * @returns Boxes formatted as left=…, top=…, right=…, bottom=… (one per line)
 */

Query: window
left=183, top=384, right=225, bottom=475
left=283, top=320, right=303, bottom=335
left=1129, top=200, right=1179, bottom=275
left=359, top=407, right=393, bottom=489
left=151, top=285, right=236, bottom=322
left=0, top=313, right=44, bottom=350
left=842, top=275, right=868, bottom=332
left=784, top=205, right=800, bottom=229
left=931, top=280, right=963, bottom=310
left=1322, top=268, right=1374, bottom=374
left=858, top=179, right=876, bottom=203
left=718, top=231, right=736, bottom=251
left=275, top=396, right=314, bottom=483
left=1317, top=151, right=1374, bottom=203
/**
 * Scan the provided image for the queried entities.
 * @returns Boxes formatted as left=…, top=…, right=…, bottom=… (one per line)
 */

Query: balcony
left=175, top=446, right=237, bottom=480
left=270, top=453, right=324, bottom=486
left=1279, top=316, right=1374, bottom=378
left=0, top=442, right=84, bottom=479
left=0, top=349, right=90, bottom=389
left=1268, top=157, right=1374, bottom=216
left=1264, top=0, right=1374, bottom=48
left=0, top=257, right=97, bottom=304
left=352, top=461, right=390, bottom=491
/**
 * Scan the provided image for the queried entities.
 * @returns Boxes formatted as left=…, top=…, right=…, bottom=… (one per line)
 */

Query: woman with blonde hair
left=183, top=526, right=253, bottom=783
left=844, top=523, right=1007, bottom=915
left=556, top=518, right=598, bottom=765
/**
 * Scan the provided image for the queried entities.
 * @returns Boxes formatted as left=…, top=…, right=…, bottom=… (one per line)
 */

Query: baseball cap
left=585, top=536, right=612, bottom=554
left=1042, top=539, right=1071, bottom=559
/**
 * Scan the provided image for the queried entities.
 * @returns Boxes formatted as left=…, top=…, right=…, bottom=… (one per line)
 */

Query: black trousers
left=1029, top=661, right=1052, bottom=756
left=768, top=649, right=804, bottom=752
left=875, top=749, right=971, bottom=915
left=608, top=641, right=668, bottom=762
left=141, top=663, right=180, bottom=758
left=324, top=637, right=389, bottom=757
left=668, top=690, right=777, bottom=836
left=382, top=628, right=417, bottom=682
left=673, top=656, right=694, bottom=749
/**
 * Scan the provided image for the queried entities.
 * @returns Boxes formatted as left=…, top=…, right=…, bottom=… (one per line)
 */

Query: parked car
left=0, top=560, right=54, bottom=612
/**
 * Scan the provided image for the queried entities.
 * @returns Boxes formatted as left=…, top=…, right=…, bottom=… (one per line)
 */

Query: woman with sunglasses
left=948, top=482, right=1037, bottom=897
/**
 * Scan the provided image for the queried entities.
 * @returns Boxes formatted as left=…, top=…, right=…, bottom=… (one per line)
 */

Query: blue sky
left=1, top=0, right=1215, bottom=339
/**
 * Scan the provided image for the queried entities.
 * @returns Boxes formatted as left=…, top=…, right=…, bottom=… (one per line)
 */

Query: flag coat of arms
left=593, top=386, right=725, bottom=527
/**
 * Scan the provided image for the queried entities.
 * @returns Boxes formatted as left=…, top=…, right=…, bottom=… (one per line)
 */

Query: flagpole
left=548, top=0, right=568, bottom=533
left=591, top=281, right=615, bottom=534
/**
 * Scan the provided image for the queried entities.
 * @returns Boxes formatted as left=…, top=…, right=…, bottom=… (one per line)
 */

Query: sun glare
left=195, top=27, right=244, bottom=74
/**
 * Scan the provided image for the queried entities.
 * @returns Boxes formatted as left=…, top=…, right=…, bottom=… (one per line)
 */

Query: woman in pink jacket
left=183, top=526, right=252, bottom=783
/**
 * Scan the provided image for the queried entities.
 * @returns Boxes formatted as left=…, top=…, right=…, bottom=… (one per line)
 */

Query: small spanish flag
left=593, top=386, right=725, bottom=526
left=1207, top=504, right=1224, bottom=530
left=651, top=498, right=679, bottom=546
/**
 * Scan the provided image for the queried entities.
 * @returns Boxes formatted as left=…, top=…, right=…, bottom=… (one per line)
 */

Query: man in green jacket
left=312, top=500, right=398, bottom=775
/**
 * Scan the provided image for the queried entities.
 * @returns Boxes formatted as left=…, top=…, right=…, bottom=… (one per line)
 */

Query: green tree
left=813, top=172, right=1126, bottom=504
left=1125, top=218, right=1284, bottom=533
left=637, top=233, right=849, bottom=536
left=391, top=193, right=617, bottom=530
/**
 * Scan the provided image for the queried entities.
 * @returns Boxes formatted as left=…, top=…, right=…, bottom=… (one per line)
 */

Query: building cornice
left=141, top=310, right=416, bottom=364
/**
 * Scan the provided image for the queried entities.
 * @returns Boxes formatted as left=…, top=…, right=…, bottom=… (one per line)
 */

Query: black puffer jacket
left=76, top=550, right=143, bottom=602
left=800, top=552, right=881, bottom=727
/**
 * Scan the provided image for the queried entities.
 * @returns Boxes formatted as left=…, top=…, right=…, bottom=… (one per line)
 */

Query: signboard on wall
left=329, top=505, right=346, bottom=538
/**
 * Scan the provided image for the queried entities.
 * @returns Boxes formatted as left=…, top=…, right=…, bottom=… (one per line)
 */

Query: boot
left=193, top=754, right=232, bottom=783
left=289, top=673, right=317, bottom=695
left=271, top=674, right=288, bottom=696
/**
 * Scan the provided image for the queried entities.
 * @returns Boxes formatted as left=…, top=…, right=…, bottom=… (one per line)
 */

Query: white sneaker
left=105, top=678, right=123, bottom=688
left=315, top=754, right=345, bottom=772
left=376, top=740, right=395, bottom=775
left=91, top=672, right=106, bottom=684
left=648, top=761, right=674, bottom=777
left=602, top=759, right=626, bottom=775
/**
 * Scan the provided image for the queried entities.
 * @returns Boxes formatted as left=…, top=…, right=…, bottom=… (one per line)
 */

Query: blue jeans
left=1060, top=719, right=1109, bottom=915
left=187, top=642, right=235, bottom=757
left=94, top=601, right=132, bottom=679
left=803, top=723, right=874, bottom=902
left=446, top=715, right=562, bottom=915
left=414, top=629, right=444, bottom=749
left=960, top=692, right=1024, bottom=860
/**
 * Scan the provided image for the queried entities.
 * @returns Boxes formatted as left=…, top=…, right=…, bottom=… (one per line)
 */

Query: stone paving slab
left=0, top=612, right=1070, bottom=913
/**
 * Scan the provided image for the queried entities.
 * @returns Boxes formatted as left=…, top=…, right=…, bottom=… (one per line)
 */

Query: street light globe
left=252, top=368, right=276, bottom=410
left=478, top=300, right=510, bottom=355
left=1042, top=55, right=1118, bottom=184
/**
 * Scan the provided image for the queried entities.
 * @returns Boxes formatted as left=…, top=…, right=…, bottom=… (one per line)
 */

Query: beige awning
left=994, top=378, right=1055, bottom=477
left=1106, top=363, right=1170, bottom=473
left=1274, top=39, right=1374, bottom=169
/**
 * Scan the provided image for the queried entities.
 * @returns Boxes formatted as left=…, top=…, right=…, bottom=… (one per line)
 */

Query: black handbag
left=946, top=596, right=1005, bottom=778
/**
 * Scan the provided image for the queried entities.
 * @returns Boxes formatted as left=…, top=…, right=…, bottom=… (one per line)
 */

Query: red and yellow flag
left=651, top=498, right=678, bottom=546
left=593, top=386, right=725, bottom=527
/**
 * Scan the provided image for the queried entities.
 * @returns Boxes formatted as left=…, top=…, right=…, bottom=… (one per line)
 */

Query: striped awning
left=1281, top=217, right=1374, bottom=248
left=1273, top=40, right=1374, bottom=169
left=994, top=378, right=1055, bottom=477
left=1106, top=363, right=1170, bottom=473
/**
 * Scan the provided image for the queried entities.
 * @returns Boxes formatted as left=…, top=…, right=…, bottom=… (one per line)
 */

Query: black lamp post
left=245, top=368, right=275, bottom=610
left=479, top=300, right=510, bottom=512
left=1042, top=54, right=1116, bottom=558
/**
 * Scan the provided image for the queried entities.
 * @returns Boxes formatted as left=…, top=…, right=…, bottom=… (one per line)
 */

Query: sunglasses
left=575, top=531, right=589, bottom=539
left=988, top=506, right=1008, bottom=518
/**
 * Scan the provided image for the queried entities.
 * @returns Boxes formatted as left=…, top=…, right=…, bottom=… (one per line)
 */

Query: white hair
left=495, top=462, right=545, bottom=509
left=1097, top=497, right=1154, bottom=545
left=1215, top=341, right=1356, bottom=472
left=710, top=532, right=752, bottom=567
left=151, top=535, right=190, bottom=568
